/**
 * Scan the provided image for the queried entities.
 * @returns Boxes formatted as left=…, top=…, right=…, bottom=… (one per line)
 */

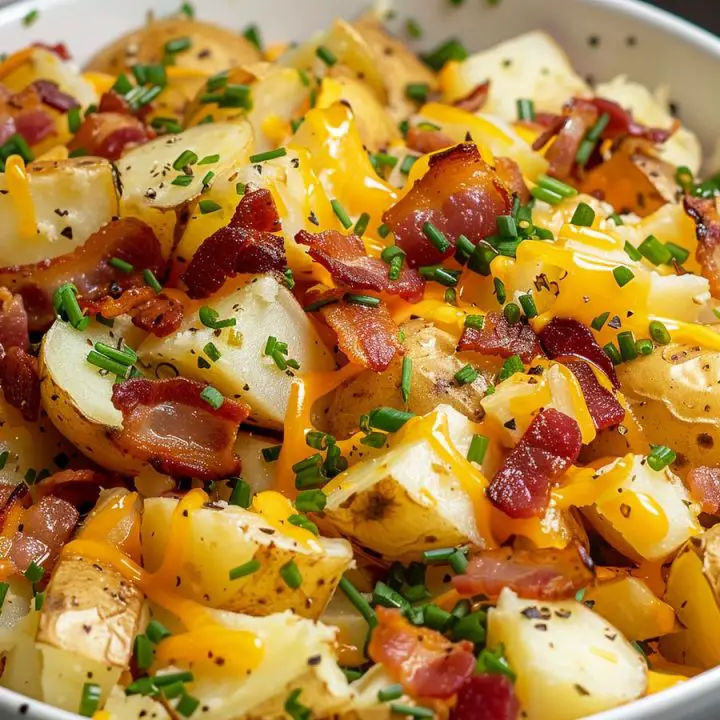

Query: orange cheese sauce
left=4, top=155, right=36, bottom=240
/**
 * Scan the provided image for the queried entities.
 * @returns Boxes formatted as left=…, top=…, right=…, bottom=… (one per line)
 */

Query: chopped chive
left=203, top=342, right=221, bottom=362
left=649, top=320, right=671, bottom=345
left=125, top=677, right=159, bottom=696
left=537, top=174, right=578, bottom=198
left=0, top=582, right=9, bottom=611
left=229, top=559, right=261, bottom=580
left=456, top=234, right=476, bottom=259
left=360, top=431, right=387, bottom=448
left=648, top=444, right=676, bottom=472
left=199, top=305, right=236, bottom=329
left=303, top=296, right=339, bottom=312
left=570, top=202, right=595, bottom=227
left=162, top=682, right=185, bottom=700
left=503, top=302, right=521, bottom=324
left=67, top=106, right=82, bottom=134
left=155, top=671, right=193, bottom=687
left=378, top=223, right=391, bottom=238
left=279, top=559, right=302, bottom=589
left=201, top=171, right=215, bottom=188
left=112, top=73, right=133, bottom=95
left=331, top=199, right=353, bottom=229
left=134, top=634, right=154, bottom=671
left=228, top=478, right=252, bottom=508
left=531, top=186, right=563, bottom=206
left=374, top=581, right=410, bottom=611
left=406, top=82, right=430, bottom=102
left=368, top=407, right=415, bottom=433
left=243, top=24, right=262, bottom=50
left=467, top=434, right=489, bottom=464
left=449, top=549, right=469, bottom=574
left=591, top=311, right=610, bottom=331
left=497, top=215, right=518, bottom=238
left=0, top=452, right=7, bottom=470
left=370, top=153, right=398, bottom=172
left=261, top=445, right=282, bottom=462
left=146, top=619, right=172, bottom=644
left=422, top=548, right=456, bottom=564
left=78, top=683, right=101, bottom=717
left=635, top=338, right=653, bottom=356
left=200, top=386, right=224, bottom=410
left=603, top=342, right=623, bottom=366
left=444, top=287, right=457, bottom=305
left=497, top=354, right=524, bottom=382
left=617, top=331, right=637, bottom=362
left=353, top=212, right=370, bottom=237
left=389, top=705, right=433, bottom=719
left=419, top=265, right=459, bottom=287
left=87, top=351, right=132, bottom=378
left=288, top=513, right=319, bottom=535
left=344, top=293, right=380, bottom=308
left=143, top=268, right=162, bottom=294
left=422, top=38, right=467, bottom=71
left=613, top=266, right=634, bottom=287
left=378, top=684, right=405, bottom=703
left=518, top=293, right=538, bottom=318
left=400, top=155, right=417, bottom=175
left=249, top=147, right=287, bottom=164
left=638, top=235, right=672, bottom=266
left=95, top=342, right=137, bottom=365
left=295, top=489, right=327, bottom=513
left=198, top=199, right=221, bottom=214
left=675, top=166, right=694, bottom=193
left=316, top=45, right=337, bottom=67
left=24, top=561, right=44, bottom=584
left=173, top=149, right=198, bottom=170
left=455, top=364, right=478, bottom=386
left=306, top=431, right=335, bottom=451
left=109, top=257, right=134, bottom=273
left=623, top=241, right=642, bottom=262
left=516, top=98, right=535, bottom=121
left=405, top=18, right=422, bottom=38
left=664, top=242, right=689, bottom=265
left=424, top=604, right=452, bottom=631
left=401, top=356, right=412, bottom=403
left=164, top=36, right=191, bottom=54
left=34, top=590, right=45, bottom=610
left=464, top=314, right=484, bottom=330
left=176, top=693, right=200, bottom=718
left=422, top=222, right=450, bottom=253
left=494, top=278, right=506, bottom=304
left=172, top=174, right=193, bottom=187
left=292, top=453, right=323, bottom=474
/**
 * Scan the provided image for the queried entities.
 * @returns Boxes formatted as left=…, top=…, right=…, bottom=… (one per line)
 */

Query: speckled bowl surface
left=0, top=0, right=718, bottom=718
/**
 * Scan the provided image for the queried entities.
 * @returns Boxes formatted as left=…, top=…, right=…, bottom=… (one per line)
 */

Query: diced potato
left=585, top=573, right=676, bottom=641
left=320, top=591, right=368, bottom=668
left=324, top=405, right=492, bottom=560
left=232, top=431, right=278, bottom=495
left=39, top=317, right=149, bottom=475
left=439, top=31, right=590, bottom=121
left=662, top=526, right=720, bottom=668
left=142, top=496, right=353, bottom=619
left=581, top=454, right=700, bottom=563
left=117, top=122, right=253, bottom=257
left=0, top=157, right=119, bottom=266
left=488, top=588, right=647, bottom=720
left=323, top=320, right=490, bottom=438
left=137, top=275, right=335, bottom=428
left=103, top=686, right=171, bottom=720
left=595, top=75, right=702, bottom=174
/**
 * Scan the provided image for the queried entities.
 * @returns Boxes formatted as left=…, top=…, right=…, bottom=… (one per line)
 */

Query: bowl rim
left=0, top=0, right=719, bottom=718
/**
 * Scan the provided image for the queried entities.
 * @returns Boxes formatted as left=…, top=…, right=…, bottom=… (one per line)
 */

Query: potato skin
left=322, top=319, right=489, bottom=438
left=85, top=18, right=261, bottom=77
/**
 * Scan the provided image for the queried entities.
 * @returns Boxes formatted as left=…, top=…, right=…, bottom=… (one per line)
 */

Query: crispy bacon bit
left=67, top=112, right=154, bottom=160
left=544, top=102, right=598, bottom=179
left=405, top=126, right=454, bottom=155
left=83, top=286, right=184, bottom=338
left=453, top=80, right=490, bottom=113
left=453, top=543, right=594, bottom=601
left=0, top=218, right=164, bottom=332
left=32, top=80, right=79, bottom=113
left=495, top=156, right=530, bottom=205
left=0, top=347, right=40, bottom=422
left=580, top=97, right=673, bottom=144
left=0, top=289, right=29, bottom=352
left=687, top=466, right=720, bottom=515
left=368, top=607, right=475, bottom=699
left=538, top=317, right=619, bottom=388
left=295, top=230, right=424, bottom=303
left=9, top=495, right=79, bottom=575
left=32, top=42, right=72, bottom=61
left=488, top=408, right=583, bottom=518
left=307, top=288, right=402, bottom=372
left=111, top=378, right=249, bottom=480
left=183, top=188, right=285, bottom=299
left=14, top=108, right=56, bottom=145
left=452, top=675, right=520, bottom=720
left=458, top=311, right=541, bottom=363
left=684, top=195, right=720, bottom=296
left=32, top=469, right=128, bottom=511
left=563, top=360, right=624, bottom=431
left=0, top=83, right=57, bottom=146
left=383, top=143, right=513, bottom=267
left=97, top=89, right=152, bottom=121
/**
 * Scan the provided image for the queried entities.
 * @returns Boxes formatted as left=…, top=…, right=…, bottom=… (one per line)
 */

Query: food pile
left=1, top=4, right=719, bottom=720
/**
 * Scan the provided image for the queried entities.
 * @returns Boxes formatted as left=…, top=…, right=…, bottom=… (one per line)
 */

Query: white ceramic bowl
left=0, top=0, right=718, bottom=718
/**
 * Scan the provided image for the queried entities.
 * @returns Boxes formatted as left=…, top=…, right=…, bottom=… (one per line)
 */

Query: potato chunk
left=488, top=589, right=647, bottom=720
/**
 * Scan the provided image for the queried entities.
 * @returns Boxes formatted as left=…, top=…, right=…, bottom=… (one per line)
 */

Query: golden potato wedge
left=137, top=274, right=335, bottom=429
left=142, top=495, right=353, bottom=619
left=323, top=319, right=490, bottom=439
left=324, top=405, right=494, bottom=561
left=488, top=588, right=647, bottom=720
left=0, top=157, right=119, bottom=266
left=39, top=317, right=149, bottom=475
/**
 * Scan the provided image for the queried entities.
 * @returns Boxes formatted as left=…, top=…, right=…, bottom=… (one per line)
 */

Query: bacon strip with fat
left=684, top=195, right=720, bottom=296
left=458, top=311, right=541, bottom=363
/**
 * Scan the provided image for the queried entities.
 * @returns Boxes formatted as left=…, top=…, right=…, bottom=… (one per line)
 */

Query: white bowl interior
left=0, top=0, right=719, bottom=718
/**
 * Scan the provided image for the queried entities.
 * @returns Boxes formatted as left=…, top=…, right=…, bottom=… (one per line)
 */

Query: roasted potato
left=142, top=495, right=353, bottom=619
left=0, top=157, right=119, bottom=266
left=137, top=274, right=335, bottom=429
left=323, top=405, right=492, bottom=560
left=231, top=431, right=279, bottom=496
left=488, top=588, right=647, bottom=720
left=322, top=319, right=490, bottom=438
left=39, top=316, right=149, bottom=475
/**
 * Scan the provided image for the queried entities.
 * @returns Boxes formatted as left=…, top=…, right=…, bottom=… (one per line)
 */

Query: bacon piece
left=0, top=84, right=57, bottom=146
left=487, top=408, right=583, bottom=518
left=0, top=347, right=40, bottom=422
left=532, top=114, right=567, bottom=151
left=563, top=360, right=624, bottom=431
left=308, top=288, right=402, bottom=372
left=9, top=495, right=79, bottom=575
left=452, top=675, right=520, bottom=720
left=183, top=188, right=285, bottom=299
left=32, top=80, right=79, bottom=113
left=538, top=317, right=619, bottom=388
left=68, top=112, right=154, bottom=160
left=545, top=102, right=598, bottom=179
left=495, top=156, right=530, bottom=205
left=579, top=97, right=673, bottom=144
left=453, top=80, right=490, bottom=113
left=453, top=543, right=593, bottom=601
left=295, top=230, right=424, bottom=303
left=32, top=469, right=128, bottom=511
left=687, top=466, right=720, bottom=515
left=684, top=195, right=720, bottom=296
left=14, top=108, right=56, bottom=145
left=368, top=607, right=475, bottom=699
left=0, top=217, right=164, bottom=332
left=83, top=286, right=184, bottom=338
left=0, top=289, right=29, bottom=352
left=111, top=378, right=249, bottom=480
left=0, top=484, right=29, bottom=533
left=405, top=126, right=454, bottom=155
left=458, top=311, right=541, bottom=363
left=32, top=42, right=72, bottom=61
left=383, top=143, right=513, bottom=267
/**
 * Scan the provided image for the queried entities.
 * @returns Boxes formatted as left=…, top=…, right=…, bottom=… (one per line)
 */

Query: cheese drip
left=5, top=155, right=36, bottom=240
